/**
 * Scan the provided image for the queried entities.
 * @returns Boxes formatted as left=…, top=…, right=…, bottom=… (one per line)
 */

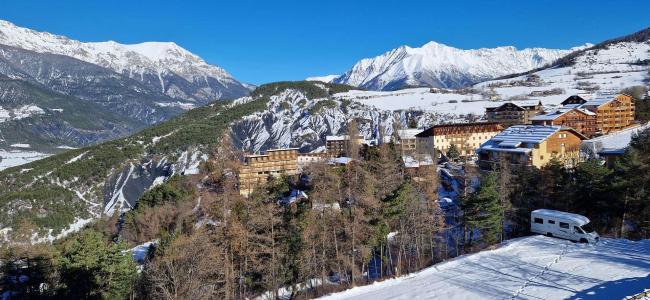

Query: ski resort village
left=1, top=6, right=650, bottom=300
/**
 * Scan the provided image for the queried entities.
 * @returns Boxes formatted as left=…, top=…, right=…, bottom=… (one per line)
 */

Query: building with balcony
left=579, top=94, right=635, bottom=134
left=477, top=125, right=587, bottom=170
left=531, top=107, right=597, bottom=137
left=485, top=101, right=544, bottom=126
left=239, top=148, right=299, bottom=196
left=416, top=122, right=503, bottom=158
left=325, top=135, right=366, bottom=158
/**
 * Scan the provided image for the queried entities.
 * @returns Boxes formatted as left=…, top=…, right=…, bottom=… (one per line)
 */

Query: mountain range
left=329, top=42, right=590, bottom=90
left=0, top=20, right=250, bottom=153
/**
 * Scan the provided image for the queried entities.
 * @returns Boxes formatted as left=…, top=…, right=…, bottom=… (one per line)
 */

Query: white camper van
left=531, top=209, right=599, bottom=243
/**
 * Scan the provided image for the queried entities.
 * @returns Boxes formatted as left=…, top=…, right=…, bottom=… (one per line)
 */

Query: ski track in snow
left=509, top=242, right=569, bottom=299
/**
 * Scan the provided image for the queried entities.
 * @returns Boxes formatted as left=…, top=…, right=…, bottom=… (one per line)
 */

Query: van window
left=547, top=220, right=555, bottom=224
left=574, top=226, right=584, bottom=234
left=534, top=218, right=544, bottom=224
left=559, top=222, right=569, bottom=229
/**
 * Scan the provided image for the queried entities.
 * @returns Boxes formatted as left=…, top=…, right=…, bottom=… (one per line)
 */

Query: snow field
left=319, top=235, right=650, bottom=300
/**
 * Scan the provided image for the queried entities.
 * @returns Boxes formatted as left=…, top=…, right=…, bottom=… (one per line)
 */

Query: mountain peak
left=0, top=19, right=250, bottom=101
left=334, top=41, right=574, bottom=90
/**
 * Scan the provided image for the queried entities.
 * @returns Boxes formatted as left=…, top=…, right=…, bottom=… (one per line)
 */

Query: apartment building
left=531, top=108, right=598, bottom=137
left=239, top=148, right=299, bottom=196
left=415, top=122, right=503, bottom=158
left=580, top=94, right=635, bottom=134
left=325, top=135, right=365, bottom=158
left=485, top=101, right=544, bottom=126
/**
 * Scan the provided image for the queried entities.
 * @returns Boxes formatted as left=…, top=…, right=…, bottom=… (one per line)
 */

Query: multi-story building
left=580, top=94, right=635, bottom=134
left=325, top=135, right=365, bottom=158
left=415, top=122, right=504, bottom=158
left=297, top=152, right=328, bottom=172
left=531, top=108, right=598, bottom=137
left=477, top=125, right=587, bottom=170
left=485, top=101, right=544, bottom=126
left=239, top=148, right=299, bottom=196
left=395, top=129, right=422, bottom=157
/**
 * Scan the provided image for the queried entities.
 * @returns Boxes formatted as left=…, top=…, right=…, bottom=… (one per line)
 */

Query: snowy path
left=319, top=236, right=650, bottom=300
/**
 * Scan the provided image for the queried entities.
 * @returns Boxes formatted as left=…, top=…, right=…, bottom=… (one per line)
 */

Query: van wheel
left=579, top=238, right=588, bottom=244
left=546, top=233, right=553, bottom=238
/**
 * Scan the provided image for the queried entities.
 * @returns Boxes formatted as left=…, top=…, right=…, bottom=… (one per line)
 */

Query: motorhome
left=530, top=209, right=599, bottom=243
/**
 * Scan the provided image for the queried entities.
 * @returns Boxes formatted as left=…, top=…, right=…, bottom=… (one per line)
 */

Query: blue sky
left=1, top=0, right=648, bottom=85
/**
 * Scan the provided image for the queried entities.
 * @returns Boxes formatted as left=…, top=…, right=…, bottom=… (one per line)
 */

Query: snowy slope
left=334, top=41, right=580, bottom=90
left=477, top=41, right=650, bottom=98
left=306, top=75, right=339, bottom=83
left=320, top=235, right=650, bottom=300
left=0, top=19, right=250, bottom=102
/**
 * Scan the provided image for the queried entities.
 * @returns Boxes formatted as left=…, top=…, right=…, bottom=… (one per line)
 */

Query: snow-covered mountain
left=0, top=19, right=250, bottom=102
left=334, top=41, right=581, bottom=91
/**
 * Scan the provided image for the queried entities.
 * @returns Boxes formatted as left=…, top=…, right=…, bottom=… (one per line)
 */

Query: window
left=559, top=222, right=569, bottom=229
left=574, top=226, right=584, bottom=234
left=534, top=218, right=544, bottom=224
left=547, top=220, right=555, bottom=224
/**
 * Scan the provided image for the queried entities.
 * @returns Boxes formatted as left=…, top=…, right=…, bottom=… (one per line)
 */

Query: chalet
left=579, top=94, right=635, bottom=134
left=239, top=148, right=299, bottom=196
left=485, top=101, right=544, bottom=126
left=416, top=122, right=503, bottom=158
left=477, top=125, right=587, bottom=170
left=561, top=95, right=588, bottom=106
left=530, top=108, right=597, bottom=137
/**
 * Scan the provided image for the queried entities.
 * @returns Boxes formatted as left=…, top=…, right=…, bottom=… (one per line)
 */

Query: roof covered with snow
left=581, top=97, right=615, bottom=108
left=397, top=129, right=422, bottom=139
left=582, top=122, right=650, bottom=154
left=326, top=135, right=364, bottom=141
left=491, top=125, right=561, bottom=144
left=530, top=107, right=595, bottom=121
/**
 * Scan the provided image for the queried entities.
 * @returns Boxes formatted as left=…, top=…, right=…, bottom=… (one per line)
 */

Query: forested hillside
left=0, top=81, right=360, bottom=241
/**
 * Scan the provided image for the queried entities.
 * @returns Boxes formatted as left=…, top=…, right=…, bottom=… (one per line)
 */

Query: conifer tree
left=462, top=173, right=503, bottom=250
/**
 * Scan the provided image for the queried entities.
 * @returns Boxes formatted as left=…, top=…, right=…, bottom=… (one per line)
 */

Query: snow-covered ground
left=319, top=236, right=650, bottom=300
left=0, top=149, right=50, bottom=171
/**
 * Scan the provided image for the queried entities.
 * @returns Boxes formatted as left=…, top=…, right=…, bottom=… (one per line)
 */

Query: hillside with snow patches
left=0, top=19, right=251, bottom=102
left=319, top=235, right=650, bottom=300
left=333, top=41, right=584, bottom=91
left=0, top=82, right=411, bottom=242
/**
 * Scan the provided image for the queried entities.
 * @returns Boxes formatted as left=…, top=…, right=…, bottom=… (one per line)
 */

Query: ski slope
left=319, top=235, right=650, bottom=300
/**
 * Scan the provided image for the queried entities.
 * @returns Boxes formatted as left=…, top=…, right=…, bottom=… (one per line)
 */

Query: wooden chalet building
left=580, top=94, right=635, bottom=134
left=485, top=101, right=544, bottom=126
left=477, top=125, right=587, bottom=170
left=531, top=108, right=598, bottom=137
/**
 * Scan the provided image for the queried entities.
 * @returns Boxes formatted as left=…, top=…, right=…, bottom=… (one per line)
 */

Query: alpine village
left=1, top=10, right=650, bottom=300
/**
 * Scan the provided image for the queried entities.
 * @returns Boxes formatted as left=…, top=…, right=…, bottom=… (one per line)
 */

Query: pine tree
left=447, top=144, right=460, bottom=160
left=58, top=229, right=137, bottom=299
left=462, top=172, right=503, bottom=250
